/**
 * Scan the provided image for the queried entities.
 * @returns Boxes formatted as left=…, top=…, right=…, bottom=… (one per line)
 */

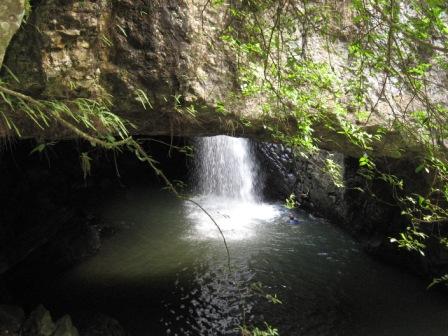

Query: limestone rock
left=0, top=0, right=24, bottom=67
left=2, top=0, right=267, bottom=139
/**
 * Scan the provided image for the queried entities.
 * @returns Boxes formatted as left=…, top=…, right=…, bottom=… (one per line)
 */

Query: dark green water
left=27, top=187, right=448, bottom=335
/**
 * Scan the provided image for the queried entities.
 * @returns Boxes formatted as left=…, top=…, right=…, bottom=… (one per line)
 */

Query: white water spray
left=195, top=136, right=259, bottom=203
left=186, top=135, right=280, bottom=241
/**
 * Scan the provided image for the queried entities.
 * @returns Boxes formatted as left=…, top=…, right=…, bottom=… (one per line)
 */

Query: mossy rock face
left=0, top=0, right=24, bottom=67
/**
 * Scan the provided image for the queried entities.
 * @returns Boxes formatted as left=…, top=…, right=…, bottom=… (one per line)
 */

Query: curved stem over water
left=183, top=198, right=232, bottom=272
left=0, top=84, right=232, bottom=273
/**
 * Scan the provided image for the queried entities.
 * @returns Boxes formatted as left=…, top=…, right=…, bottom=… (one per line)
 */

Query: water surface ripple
left=45, top=188, right=448, bottom=336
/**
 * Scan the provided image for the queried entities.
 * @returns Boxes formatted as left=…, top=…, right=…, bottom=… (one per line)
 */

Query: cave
left=0, top=137, right=447, bottom=336
left=1, top=0, right=448, bottom=335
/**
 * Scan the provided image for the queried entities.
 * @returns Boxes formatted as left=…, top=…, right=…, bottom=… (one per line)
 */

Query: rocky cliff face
left=3, top=0, right=272, bottom=138
left=1, top=0, right=442, bottom=159
left=256, top=143, right=448, bottom=278
left=0, top=0, right=24, bottom=67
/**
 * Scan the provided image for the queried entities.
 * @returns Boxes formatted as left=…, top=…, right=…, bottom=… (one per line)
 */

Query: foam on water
left=185, top=196, right=280, bottom=241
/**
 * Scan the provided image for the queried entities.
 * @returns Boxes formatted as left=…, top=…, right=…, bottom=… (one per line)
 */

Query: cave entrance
left=1, top=137, right=448, bottom=335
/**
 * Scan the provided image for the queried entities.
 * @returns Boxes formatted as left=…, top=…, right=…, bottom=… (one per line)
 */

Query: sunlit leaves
left=284, top=193, right=298, bottom=209
left=337, top=120, right=374, bottom=150
left=214, top=1, right=447, bottom=285
left=324, top=158, right=345, bottom=188
left=390, top=227, right=428, bottom=256
left=428, top=274, right=448, bottom=289
left=134, top=89, right=153, bottom=110
left=241, top=323, right=279, bottom=336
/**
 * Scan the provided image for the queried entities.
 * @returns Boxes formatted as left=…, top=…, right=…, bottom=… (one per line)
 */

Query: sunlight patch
left=184, top=195, right=281, bottom=241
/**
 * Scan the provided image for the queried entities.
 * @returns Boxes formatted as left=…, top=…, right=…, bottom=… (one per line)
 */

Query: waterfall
left=188, top=135, right=278, bottom=241
left=194, top=135, right=258, bottom=203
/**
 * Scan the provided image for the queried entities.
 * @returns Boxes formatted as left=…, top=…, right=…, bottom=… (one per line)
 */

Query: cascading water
left=187, top=135, right=279, bottom=241
left=194, top=135, right=259, bottom=202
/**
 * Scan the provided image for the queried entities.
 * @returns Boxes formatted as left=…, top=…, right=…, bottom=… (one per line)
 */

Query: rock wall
left=257, top=143, right=346, bottom=222
left=2, top=0, right=270, bottom=138
left=0, top=0, right=24, bottom=67
left=0, top=0, right=440, bottom=160
left=256, top=142, right=448, bottom=277
left=5, top=0, right=235, bottom=101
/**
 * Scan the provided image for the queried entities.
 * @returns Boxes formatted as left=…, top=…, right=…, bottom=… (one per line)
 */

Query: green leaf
left=415, top=164, right=425, bottom=173
left=30, top=143, right=46, bottom=155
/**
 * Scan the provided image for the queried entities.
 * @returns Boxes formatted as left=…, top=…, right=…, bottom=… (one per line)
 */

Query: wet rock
left=53, top=315, right=79, bottom=336
left=21, top=305, right=55, bottom=336
left=0, top=304, right=130, bottom=336
left=0, top=305, right=25, bottom=335
left=256, top=142, right=345, bottom=223
left=257, top=141, right=448, bottom=278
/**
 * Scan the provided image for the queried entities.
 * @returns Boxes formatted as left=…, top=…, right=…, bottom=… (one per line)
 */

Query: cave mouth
left=1, top=137, right=448, bottom=336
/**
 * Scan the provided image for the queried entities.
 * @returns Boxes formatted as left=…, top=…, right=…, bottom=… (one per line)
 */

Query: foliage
left=265, top=293, right=282, bottom=305
left=390, top=227, right=428, bottom=256
left=241, top=323, right=279, bottom=336
left=284, top=193, right=298, bottom=209
left=323, top=157, right=344, bottom=188
left=30, top=141, right=54, bottom=155
left=250, top=281, right=283, bottom=306
left=208, top=0, right=448, bottom=285
left=134, top=89, right=153, bottom=110
left=428, top=274, right=448, bottom=289
left=245, top=281, right=282, bottom=333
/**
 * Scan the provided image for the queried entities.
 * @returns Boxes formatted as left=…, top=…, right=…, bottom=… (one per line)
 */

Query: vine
left=207, top=0, right=448, bottom=289
left=0, top=82, right=234, bottom=273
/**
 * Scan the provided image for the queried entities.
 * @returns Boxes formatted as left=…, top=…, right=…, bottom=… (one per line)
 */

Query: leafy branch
left=0, top=84, right=232, bottom=273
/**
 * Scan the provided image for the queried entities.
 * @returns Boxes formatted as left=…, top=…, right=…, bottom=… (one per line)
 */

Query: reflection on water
left=33, top=187, right=448, bottom=336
